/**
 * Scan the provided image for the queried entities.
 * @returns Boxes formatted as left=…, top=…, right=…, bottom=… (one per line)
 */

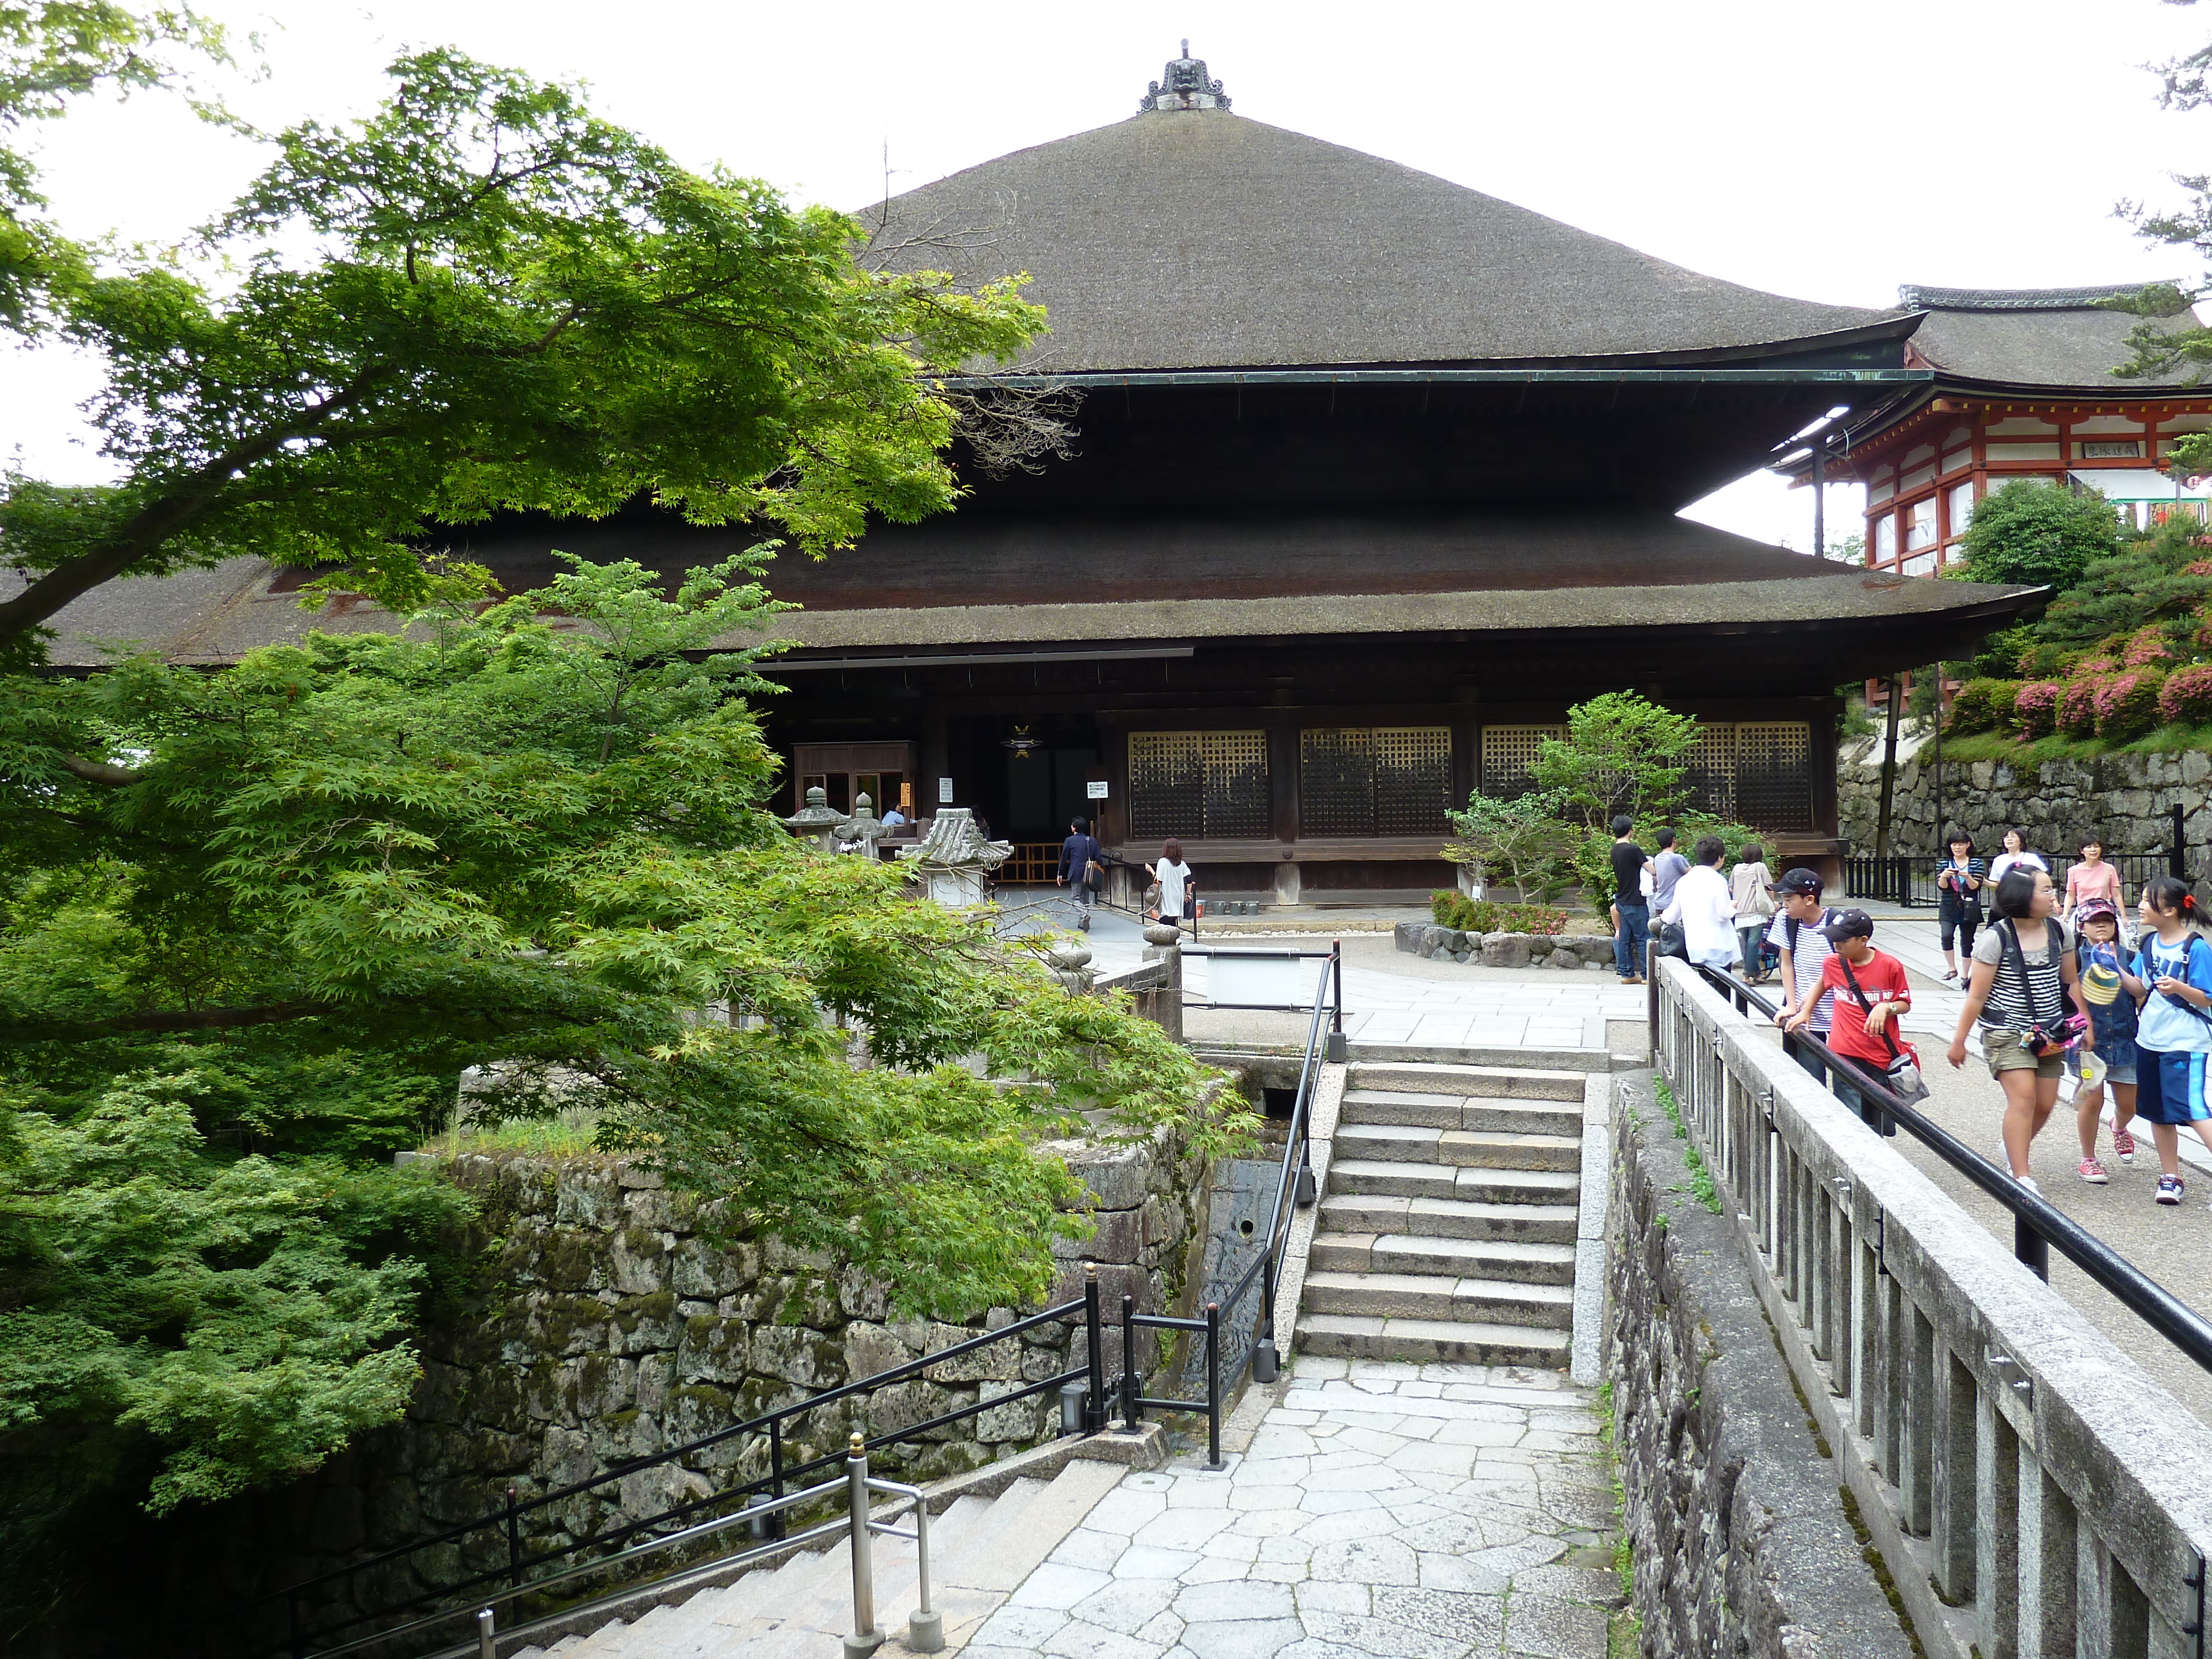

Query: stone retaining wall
left=134, top=1131, right=1209, bottom=1656
left=1394, top=921, right=1619, bottom=969
left=1607, top=1083, right=1918, bottom=1659
left=1839, top=747, right=2211, bottom=867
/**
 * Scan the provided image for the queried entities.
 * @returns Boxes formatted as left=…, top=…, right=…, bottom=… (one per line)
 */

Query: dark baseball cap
left=1775, top=867, right=1824, bottom=896
left=1820, top=908, right=1876, bottom=943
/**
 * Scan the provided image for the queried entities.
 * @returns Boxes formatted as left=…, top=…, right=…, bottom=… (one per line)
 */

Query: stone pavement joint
left=959, top=1359, right=1620, bottom=1659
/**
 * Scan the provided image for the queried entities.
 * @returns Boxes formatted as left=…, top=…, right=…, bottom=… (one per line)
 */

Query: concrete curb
left=1272, top=1061, right=1347, bottom=1358
left=1569, top=1071, right=1612, bottom=1386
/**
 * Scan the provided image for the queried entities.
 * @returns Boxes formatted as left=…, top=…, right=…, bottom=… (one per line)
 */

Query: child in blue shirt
left=2122, top=877, right=2212, bottom=1206
left=2069, top=899, right=2138, bottom=1183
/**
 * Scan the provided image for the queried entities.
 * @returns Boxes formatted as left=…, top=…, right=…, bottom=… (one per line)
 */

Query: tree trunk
left=1875, top=675, right=1902, bottom=862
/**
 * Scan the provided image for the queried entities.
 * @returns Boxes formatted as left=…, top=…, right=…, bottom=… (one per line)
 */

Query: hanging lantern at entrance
left=1001, top=725, right=1042, bottom=761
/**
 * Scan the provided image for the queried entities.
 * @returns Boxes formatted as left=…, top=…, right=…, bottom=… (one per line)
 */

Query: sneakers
left=2112, top=1126, right=2138, bottom=1162
left=2077, top=1157, right=2109, bottom=1184
left=2157, top=1174, right=2185, bottom=1205
left=2018, top=1175, right=2041, bottom=1194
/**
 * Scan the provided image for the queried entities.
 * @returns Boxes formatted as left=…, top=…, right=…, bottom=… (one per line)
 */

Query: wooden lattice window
left=1130, top=731, right=1269, bottom=840
left=1684, top=724, right=1738, bottom=820
left=1298, top=728, right=1452, bottom=837
left=1478, top=726, right=1562, bottom=800
left=1734, top=722, right=1812, bottom=830
left=1298, top=730, right=1374, bottom=837
left=1374, top=727, right=1453, bottom=836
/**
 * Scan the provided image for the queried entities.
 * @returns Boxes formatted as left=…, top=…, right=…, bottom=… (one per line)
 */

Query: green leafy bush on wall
left=1945, top=679, right=2020, bottom=733
left=2057, top=677, right=2103, bottom=738
left=2161, top=664, right=2212, bottom=726
left=1430, top=892, right=1571, bottom=936
left=2012, top=681, right=2064, bottom=736
left=2094, top=669, right=2168, bottom=742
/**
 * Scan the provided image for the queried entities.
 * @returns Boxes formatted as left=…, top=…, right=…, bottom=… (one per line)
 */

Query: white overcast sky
left=4, top=0, right=2209, bottom=549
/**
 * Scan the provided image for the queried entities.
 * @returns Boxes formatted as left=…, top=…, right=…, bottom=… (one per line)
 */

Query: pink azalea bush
left=2012, top=681, right=2064, bottom=737
left=2123, top=627, right=2177, bottom=669
left=2093, top=669, right=2166, bottom=742
left=2057, top=677, right=2103, bottom=738
left=2161, top=663, right=2212, bottom=726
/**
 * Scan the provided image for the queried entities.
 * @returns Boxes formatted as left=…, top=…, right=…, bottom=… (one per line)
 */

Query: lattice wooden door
left=1734, top=722, right=1812, bottom=830
left=1374, top=727, right=1453, bottom=836
left=1684, top=724, right=1738, bottom=820
left=1201, top=732, right=1271, bottom=839
left=1299, top=729, right=1374, bottom=837
left=1478, top=726, right=1562, bottom=800
left=1129, top=733, right=1204, bottom=839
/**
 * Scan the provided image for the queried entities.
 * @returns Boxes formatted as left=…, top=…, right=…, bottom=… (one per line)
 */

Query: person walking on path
left=1609, top=816, right=1650, bottom=985
left=1988, top=826, right=2047, bottom=890
left=1936, top=830, right=1986, bottom=983
left=1786, top=907, right=1913, bottom=1134
left=2063, top=836, right=2125, bottom=931
left=1661, top=834, right=1739, bottom=971
left=1947, top=866, right=2090, bottom=1193
left=1730, top=843, right=1775, bottom=984
left=1146, top=839, right=1195, bottom=927
left=1647, top=828, right=1690, bottom=918
left=1768, top=868, right=1839, bottom=1080
left=2070, top=898, right=2140, bottom=1183
left=2120, top=876, right=2212, bottom=1206
left=1056, top=816, right=1104, bottom=930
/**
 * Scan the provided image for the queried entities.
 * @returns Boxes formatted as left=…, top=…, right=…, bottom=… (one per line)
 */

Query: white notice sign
left=937, top=777, right=954, bottom=803
left=1086, top=780, right=1110, bottom=799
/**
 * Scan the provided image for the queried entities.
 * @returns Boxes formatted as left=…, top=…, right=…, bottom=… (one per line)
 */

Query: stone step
left=1295, top=1311, right=1573, bottom=1369
left=1308, top=1231, right=1577, bottom=1285
left=1327, top=1157, right=1580, bottom=1206
left=1318, top=1191, right=1580, bottom=1243
left=1302, top=1269, right=1575, bottom=1329
left=1341, top=1088, right=1583, bottom=1138
left=1334, top=1121, right=1582, bottom=1173
left=1348, top=1061, right=1587, bottom=1102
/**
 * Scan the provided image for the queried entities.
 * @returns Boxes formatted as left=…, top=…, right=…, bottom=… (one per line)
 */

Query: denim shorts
left=2067, top=1039, right=2138, bottom=1087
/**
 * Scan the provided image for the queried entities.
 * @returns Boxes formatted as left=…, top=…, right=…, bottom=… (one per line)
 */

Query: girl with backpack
left=1947, top=866, right=2089, bottom=1192
left=2120, top=876, right=2212, bottom=1206
left=2068, top=898, right=2139, bottom=1184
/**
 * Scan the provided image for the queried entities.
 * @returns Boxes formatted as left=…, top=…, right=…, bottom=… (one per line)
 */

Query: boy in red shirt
left=1785, top=908, right=1914, bottom=1131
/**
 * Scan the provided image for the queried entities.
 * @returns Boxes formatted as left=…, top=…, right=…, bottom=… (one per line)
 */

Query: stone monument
left=782, top=785, right=845, bottom=853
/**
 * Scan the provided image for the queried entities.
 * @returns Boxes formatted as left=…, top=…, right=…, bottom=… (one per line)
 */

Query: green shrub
left=2012, top=681, right=2063, bottom=735
left=2124, top=625, right=2179, bottom=669
left=1428, top=892, right=1570, bottom=936
left=1946, top=679, right=2019, bottom=733
left=2057, top=677, right=2103, bottom=737
left=1957, top=479, right=2122, bottom=589
left=2160, top=664, right=2212, bottom=725
left=2094, top=669, right=2166, bottom=742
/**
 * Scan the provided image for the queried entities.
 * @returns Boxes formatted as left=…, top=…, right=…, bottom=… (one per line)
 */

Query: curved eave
left=953, top=366, right=1936, bottom=390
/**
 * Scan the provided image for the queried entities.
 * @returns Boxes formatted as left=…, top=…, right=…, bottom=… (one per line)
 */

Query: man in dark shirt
left=1057, top=816, right=1103, bottom=930
left=1609, top=816, right=1651, bottom=984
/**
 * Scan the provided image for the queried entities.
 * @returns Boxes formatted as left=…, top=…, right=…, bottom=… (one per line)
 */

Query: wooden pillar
left=1267, top=723, right=1300, bottom=846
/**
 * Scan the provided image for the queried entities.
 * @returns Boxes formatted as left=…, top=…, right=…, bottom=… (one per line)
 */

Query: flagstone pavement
left=959, top=1359, right=1619, bottom=1659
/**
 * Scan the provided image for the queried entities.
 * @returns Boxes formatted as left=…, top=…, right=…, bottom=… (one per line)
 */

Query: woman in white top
left=1147, top=839, right=1196, bottom=924
left=1987, top=826, right=2048, bottom=890
left=1662, top=834, right=1740, bottom=970
left=1729, top=842, right=1775, bottom=983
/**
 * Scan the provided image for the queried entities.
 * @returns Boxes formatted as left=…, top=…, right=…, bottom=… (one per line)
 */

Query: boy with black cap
left=1767, top=868, right=1838, bottom=1074
left=1787, top=907, right=1914, bottom=1080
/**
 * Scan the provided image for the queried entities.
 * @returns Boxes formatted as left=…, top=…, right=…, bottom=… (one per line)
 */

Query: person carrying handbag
left=1056, top=815, right=1105, bottom=931
left=1786, top=908, right=1922, bottom=1137
left=1730, top=842, right=1775, bottom=984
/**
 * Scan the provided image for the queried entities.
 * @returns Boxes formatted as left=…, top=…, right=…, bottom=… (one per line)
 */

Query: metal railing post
left=477, top=1606, right=496, bottom=1659
left=2015, top=1213, right=2049, bottom=1281
left=1204, top=1302, right=1224, bottom=1470
left=1084, top=1265, right=1107, bottom=1431
left=1119, top=1293, right=1141, bottom=1431
left=505, top=1482, right=521, bottom=1589
left=844, top=1434, right=881, bottom=1658
left=1327, top=940, right=1347, bottom=1061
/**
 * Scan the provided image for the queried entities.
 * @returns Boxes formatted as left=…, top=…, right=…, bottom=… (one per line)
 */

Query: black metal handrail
left=1684, top=962, right=2212, bottom=1378
left=1845, top=848, right=2184, bottom=909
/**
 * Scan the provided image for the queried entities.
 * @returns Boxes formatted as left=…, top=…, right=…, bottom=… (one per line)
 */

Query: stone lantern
left=897, top=807, right=1011, bottom=908
left=782, top=785, right=844, bottom=853
left=837, top=792, right=888, bottom=858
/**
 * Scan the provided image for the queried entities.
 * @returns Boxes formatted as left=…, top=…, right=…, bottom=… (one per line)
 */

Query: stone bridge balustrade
left=1647, top=957, right=2212, bottom=1659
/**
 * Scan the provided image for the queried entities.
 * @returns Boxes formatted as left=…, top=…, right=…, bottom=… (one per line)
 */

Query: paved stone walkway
left=961, top=1359, right=1618, bottom=1659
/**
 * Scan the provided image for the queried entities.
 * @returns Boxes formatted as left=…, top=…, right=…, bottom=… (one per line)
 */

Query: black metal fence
left=1845, top=848, right=2184, bottom=909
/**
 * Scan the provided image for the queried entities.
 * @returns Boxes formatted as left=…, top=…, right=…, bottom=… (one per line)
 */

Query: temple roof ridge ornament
left=1141, top=40, right=1229, bottom=112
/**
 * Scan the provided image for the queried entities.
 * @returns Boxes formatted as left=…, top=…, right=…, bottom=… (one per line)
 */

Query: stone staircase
left=1297, top=1059, right=1587, bottom=1368
left=509, top=1457, right=1126, bottom=1659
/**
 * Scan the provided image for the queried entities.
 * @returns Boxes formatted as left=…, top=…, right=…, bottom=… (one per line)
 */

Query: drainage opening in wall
left=1239, top=1219, right=1256, bottom=1237
left=1261, top=1088, right=1297, bottom=1119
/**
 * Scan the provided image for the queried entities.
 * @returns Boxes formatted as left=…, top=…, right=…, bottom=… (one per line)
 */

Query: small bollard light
left=1252, top=1335, right=1279, bottom=1384
left=1060, top=1379, right=1090, bottom=1434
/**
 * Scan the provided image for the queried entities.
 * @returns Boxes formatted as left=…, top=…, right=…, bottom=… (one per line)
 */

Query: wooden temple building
left=31, top=49, right=2045, bottom=902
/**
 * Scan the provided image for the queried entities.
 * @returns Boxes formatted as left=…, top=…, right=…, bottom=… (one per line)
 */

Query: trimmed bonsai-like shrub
left=2013, top=681, right=2064, bottom=736
left=2093, top=669, right=2166, bottom=742
left=2073, top=653, right=2119, bottom=676
left=1947, top=678, right=2020, bottom=733
left=2160, top=663, right=2212, bottom=726
left=2057, top=677, right=2103, bottom=738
